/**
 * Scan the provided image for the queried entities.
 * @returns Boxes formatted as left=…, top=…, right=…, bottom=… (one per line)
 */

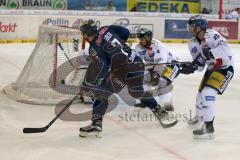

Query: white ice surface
left=0, top=43, right=240, bottom=160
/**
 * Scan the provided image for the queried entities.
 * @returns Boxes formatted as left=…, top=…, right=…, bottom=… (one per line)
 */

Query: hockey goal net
left=3, top=25, right=87, bottom=105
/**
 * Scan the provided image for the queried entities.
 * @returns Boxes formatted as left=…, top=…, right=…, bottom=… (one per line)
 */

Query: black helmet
left=80, top=19, right=97, bottom=36
left=188, top=15, right=208, bottom=29
left=137, top=28, right=153, bottom=39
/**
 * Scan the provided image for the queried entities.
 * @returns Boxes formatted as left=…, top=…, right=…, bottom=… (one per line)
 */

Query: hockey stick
left=23, top=65, right=91, bottom=133
left=57, top=43, right=75, bottom=68
left=134, top=61, right=192, bottom=67
left=23, top=94, right=80, bottom=133
left=160, top=119, right=178, bottom=128
left=23, top=70, right=110, bottom=134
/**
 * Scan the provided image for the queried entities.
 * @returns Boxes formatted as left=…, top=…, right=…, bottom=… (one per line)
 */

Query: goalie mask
left=137, top=28, right=153, bottom=48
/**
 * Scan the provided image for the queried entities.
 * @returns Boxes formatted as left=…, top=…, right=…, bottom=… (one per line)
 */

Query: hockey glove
left=179, top=63, right=198, bottom=74
left=202, top=47, right=214, bottom=60
left=193, top=54, right=206, bottom=67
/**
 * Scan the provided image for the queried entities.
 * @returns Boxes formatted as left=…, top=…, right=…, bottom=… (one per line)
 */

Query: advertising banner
left=67, top=0, right=127, bottom=11
left=0, top=0, right=67, bottom=10
left=164, top=19, right=192, bottom=39
left=127, top=0, right=200, bottom=13
left=0, top=14, right=165, bottom=42
left=71, top=17, right=158, bottom=38
left=164, top=19, right=239, bottom=40
left=208, top=20, right=238, bottom=40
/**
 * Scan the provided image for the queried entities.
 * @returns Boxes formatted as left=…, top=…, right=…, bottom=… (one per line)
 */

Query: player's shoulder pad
left=108, top=25, right=130, bottom=41
left=151, top=39, right=161, bottom=45
left=205, top=29, right=222, bottom=40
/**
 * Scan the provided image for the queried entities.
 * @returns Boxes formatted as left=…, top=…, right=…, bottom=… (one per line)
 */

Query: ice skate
left=193, top=122, right=215, bottom=139
left=79, top=122, right=102, bottom=138
left=152, top=106, right=178, bottom=128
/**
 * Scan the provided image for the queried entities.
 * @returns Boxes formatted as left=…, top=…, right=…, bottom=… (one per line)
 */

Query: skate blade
left=193, top=133, right=215, bottom=139
left=79, top=131, right=102, bottom=138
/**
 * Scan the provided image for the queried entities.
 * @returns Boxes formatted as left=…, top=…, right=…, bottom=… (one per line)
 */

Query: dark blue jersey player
left=79, top=20, right=177, bottom=138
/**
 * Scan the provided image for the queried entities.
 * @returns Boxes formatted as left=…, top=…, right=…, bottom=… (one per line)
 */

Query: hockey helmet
left=188, top=15, right=208, bottom=29
left=80, top=19, right=98, bottom=36
left=137, top=28, right=153, bottom=39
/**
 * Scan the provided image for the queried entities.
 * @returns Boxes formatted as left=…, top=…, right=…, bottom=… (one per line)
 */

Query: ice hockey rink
left=0, top=43, right=239, bottom=160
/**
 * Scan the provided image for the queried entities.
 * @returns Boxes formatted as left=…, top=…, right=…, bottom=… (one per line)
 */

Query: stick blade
left=23, top=127, right=47, bottom=133
left=160, top=120, right=178, bottom=128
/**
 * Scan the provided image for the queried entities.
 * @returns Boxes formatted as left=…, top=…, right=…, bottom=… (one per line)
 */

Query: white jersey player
left=134, top=28, right=180, bottom=111
left=180, top=15, right=234, bottom=139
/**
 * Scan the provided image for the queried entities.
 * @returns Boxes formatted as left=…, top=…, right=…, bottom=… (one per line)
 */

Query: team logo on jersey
left=104, top=32, right=112, bottom=42
left=191, top=46, right=197, bottom=53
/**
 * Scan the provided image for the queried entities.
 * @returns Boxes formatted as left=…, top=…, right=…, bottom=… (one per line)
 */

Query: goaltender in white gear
left=134, top=28, right=180, bottom=111
left=181, top=15, right=234, bottom=139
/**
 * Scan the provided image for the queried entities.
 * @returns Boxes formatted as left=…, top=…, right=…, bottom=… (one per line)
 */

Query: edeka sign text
left=0, top=22, right=17, bottom=32
left=134, top=0, right=200, bottom=13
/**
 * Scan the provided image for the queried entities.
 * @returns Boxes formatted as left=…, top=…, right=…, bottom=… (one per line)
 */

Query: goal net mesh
left=3, top=25, right=87, bottom=105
